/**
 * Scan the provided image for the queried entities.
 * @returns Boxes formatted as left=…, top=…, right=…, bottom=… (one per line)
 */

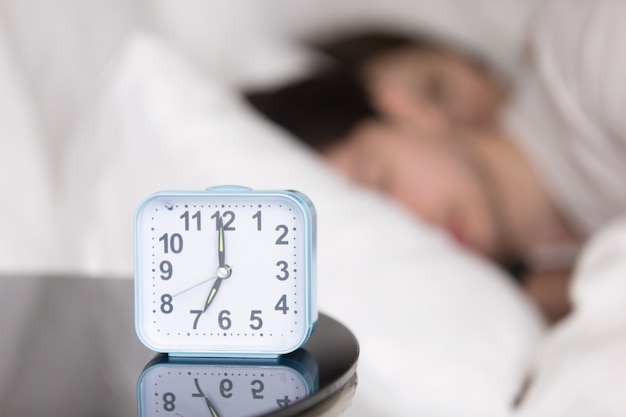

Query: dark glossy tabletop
left=0, top=275, right=358, bottom=417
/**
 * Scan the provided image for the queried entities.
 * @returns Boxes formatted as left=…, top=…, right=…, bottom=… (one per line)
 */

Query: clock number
left=162, top=392, right=176, bottom=412
left=275, top=260, right=289, bottom=280
left=219, top=378, right=233, bottom=398
left=159, top=233, right=183, bottom=254
left=160, top=294, right=174, bottom=314
left=275, top=225, right=289, bottom=245
left=251, top=380, right=265, bottom=399
left=211, top=211, right=236, bottom=230
left=192, top=378, right=205, bottom=398
left=159, top=260, right=173, bottom=280
left=276, top=395, right=292, bottom=408
left=180, top=210, right=201, bottom=231
left=250, top=310, right=263, bottom=330
left=190, top=310, right=203, bottom=329
left=252, top=210, right=262, bottom=230
left=218, top=310, right=232, bottom=330
left=275, top=295, right=289, bottom=315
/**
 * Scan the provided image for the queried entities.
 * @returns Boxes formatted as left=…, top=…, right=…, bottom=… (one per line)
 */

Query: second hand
left=173, top=276, right=217, bottom=298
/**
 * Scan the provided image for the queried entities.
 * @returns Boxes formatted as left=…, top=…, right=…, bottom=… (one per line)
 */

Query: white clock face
left=138, top=361, right=314, bottom=417
left=135, top=191, right=315, bottom=356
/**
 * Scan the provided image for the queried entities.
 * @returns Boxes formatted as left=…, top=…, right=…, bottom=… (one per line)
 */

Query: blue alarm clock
left=134, top=186, right=317, bottom=357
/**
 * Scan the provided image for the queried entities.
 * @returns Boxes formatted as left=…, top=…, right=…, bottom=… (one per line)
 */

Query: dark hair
left=245, top=30, right=436, bottom=151
left=311, top=30, right=437, bottom=71
left=246, top=68, right=376, bottom=151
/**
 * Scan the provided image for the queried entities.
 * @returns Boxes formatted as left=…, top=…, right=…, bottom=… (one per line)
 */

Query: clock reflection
left=137, top=349, right=319, bottom=417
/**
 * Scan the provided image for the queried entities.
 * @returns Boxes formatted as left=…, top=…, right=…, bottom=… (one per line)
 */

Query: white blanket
left=514, top=216, right=626, bottom=416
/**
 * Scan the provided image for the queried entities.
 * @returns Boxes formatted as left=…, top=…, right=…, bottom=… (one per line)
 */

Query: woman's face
left=364, top=47, right=505, bottom=130
left=324, top=121, right=507, bottom=258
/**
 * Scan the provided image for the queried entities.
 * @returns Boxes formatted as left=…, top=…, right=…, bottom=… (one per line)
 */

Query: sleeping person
left=248, top=70, right=575, bottom=321
left=244, top=30, right=564, bottom=313
left=247, top=30, right=506, bottom=150
left=246, top=0, right=626, bottom=323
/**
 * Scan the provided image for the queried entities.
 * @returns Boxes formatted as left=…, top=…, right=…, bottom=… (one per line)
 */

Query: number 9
left=160, top=260, right=173, bottom=280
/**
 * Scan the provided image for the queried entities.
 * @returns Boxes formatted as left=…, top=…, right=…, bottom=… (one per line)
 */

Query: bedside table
left=0, top=275, right=358, bottom=416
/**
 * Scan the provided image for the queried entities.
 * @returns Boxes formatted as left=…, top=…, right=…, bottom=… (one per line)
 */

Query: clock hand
left=172, top=275, right=217, bottom=299
left=206, top=397, right=220, bottom=417
left=193, top=378, right=221, bottom=417
left=218, top=214, right=226, bottom=268
left=203, top=276, right=223, bottom=312
left=204, top=214, right=231, bottom=312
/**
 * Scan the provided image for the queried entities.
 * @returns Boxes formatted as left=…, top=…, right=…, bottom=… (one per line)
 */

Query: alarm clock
left=137, top=351, right=319, bottom=417
left=134, top=186, right=317, bottom=357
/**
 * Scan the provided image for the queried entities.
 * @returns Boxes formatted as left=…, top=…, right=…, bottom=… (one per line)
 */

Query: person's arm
left=523, top=268, right=572, bottom=324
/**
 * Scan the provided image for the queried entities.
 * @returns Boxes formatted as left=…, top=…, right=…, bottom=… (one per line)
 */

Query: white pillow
left=148, top=0, right=541, bottom=86
left=147, top=0, right=321, bottom=90
left=0, top=0, right=148, bottom=164
left=0, top=24, right=61, bottom=272
left=64, top=35, right=543, bottom=416
left=257, top=0, right=541, bottom=78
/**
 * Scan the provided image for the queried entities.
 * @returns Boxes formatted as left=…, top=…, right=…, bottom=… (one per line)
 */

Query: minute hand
left=218, top=220, right=225, bottom=267
left=204, top=214, right=231, bottom=312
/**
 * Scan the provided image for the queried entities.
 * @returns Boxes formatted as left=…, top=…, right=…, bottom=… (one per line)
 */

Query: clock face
left=135, top=189, right=316, bottom=357
left=137, top=356, right=318, bottom=417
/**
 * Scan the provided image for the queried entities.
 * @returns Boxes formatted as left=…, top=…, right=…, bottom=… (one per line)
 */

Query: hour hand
left=203, top=275, right=222, bottom=312
left=204, top=263, right=232, bottom=311
left=193, top=378, right=221, bottom=417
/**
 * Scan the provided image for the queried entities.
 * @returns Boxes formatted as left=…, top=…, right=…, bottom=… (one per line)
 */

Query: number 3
left=276, top=260, right=289, bottom=280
